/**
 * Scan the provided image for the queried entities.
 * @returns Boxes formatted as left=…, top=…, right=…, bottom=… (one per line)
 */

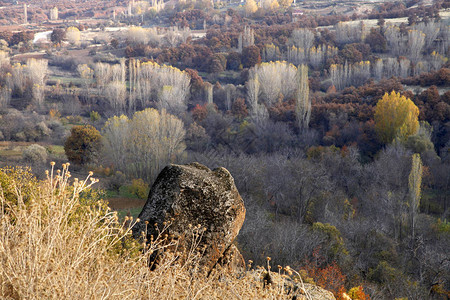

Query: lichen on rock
left=133, top=162, right=246, bottom=275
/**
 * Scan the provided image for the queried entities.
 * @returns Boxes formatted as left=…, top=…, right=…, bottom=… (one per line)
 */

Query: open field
left=107, top=197, right=145, bottom=220
left=0, top=141, right=67, bottom=161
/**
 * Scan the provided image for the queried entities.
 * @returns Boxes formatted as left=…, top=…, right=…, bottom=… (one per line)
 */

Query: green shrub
left=129, top=178, right=149, bottom=199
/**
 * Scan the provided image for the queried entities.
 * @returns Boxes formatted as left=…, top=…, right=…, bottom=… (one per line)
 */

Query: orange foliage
left=347, top=285, right=371, bottom=300
left=192, top=104, right=208, bottom=122
left=304, top=261, right=346, bottom=299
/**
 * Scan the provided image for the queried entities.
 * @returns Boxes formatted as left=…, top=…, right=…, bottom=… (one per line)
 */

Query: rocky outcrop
left=133, top=162, right=246, bottom=275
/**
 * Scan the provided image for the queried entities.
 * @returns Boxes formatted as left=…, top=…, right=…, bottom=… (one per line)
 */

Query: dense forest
left=0, top=0, right=449, bottom=298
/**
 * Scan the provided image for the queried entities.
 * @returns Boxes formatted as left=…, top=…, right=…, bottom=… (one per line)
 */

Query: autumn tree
left=278, top=0, right=293, bottom=8
left=262, top=0, right=279, bottom=11
left=126, top=26, right=150, bottom=45
left=374, top=91, right=419, bottom=144
left=242, top=46, right=261, bottom=68
left=365, top=28, right=386, bottom=53
left=50, top=28, right=65, bottom=45
left=244, top=0, right=258, bottom=16
left=102, top=108, right=185, bottom=181
left=408, top=153, right=422, bottom=239
left=66, top=27, right=81, bottom=46
left=231, top=97, right=248, bottom=120
left=226, top=52, right=241, bottom=70
left=64, top=125, right=102, bottom=165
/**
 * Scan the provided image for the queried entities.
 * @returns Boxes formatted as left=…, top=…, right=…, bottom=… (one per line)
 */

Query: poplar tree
left=374, top=91, right=419, bottom=144
left=408, top=153, right=422, bottom=239
left=295, top=64, right=310, bottom=131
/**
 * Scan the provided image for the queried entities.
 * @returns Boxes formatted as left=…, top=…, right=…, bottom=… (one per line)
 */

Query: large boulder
left=133, top=162, right=246, bottom=274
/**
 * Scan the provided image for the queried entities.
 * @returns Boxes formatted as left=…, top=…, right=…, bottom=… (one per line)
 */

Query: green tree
left=64, top=125, right=102, bottom=165
left=374, top=91, right=419, bottom=144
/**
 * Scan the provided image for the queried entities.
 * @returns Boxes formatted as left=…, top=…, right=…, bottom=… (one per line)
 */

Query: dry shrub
left=0, top=164, right=303, bottom=299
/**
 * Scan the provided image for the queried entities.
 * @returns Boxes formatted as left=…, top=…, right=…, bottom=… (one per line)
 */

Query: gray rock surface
left=133, top=162, right=246, bottom=274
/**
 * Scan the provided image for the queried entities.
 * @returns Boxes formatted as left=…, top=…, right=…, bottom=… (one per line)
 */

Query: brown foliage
left=231, top=98, right=248, bottom=120
left=242, top=45, right=261, bottom=69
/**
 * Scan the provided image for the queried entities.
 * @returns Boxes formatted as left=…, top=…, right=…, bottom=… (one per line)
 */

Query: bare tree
left=32, top=84, right=45, bottom=108
left=335, top=22, right=365, bottom=44
left=163, top=27, right=181, bottom=47
left=399, top=58, right=411, bottom=78
left=385, top=25, right=404, bottom=57
left=126, top=26, right=150, bottom=44
left=205, top=82, right=213, bottom=105
left=101, top=115, right=130, bottom=173
left=383, top=57, right=400, bottom=78
left=413, top=21, right=440, bottom=52
left=408, top=30, right=425, bottom=64
left=413, top=61, right=428, bottom=76
left=330, top=61, right=370, bottom=89
left=157, top=85, right=187, bottom=115
left=105, top=81, right=127, bottom=113
left=408, top=153, right=422, bottom=239
left=224, top=84, right=236, bottom=111
left=94, top=62, right=111, bottom=89
left=352, top=61, right=371, bottom=86
left=249, top=61, right=297, bottom=106
left=287, top=46, right=307, bottom=65
left=0, top=51, right=11, bottom=107
left=374, top=58, right=383, bottom=81
left=429, top=51, right=447, bottom=71
left=262, top=44, right=281, bottom=62
left=330, top=61, right=350, bottom=90
left=26, top=58, right=47, bottom=88
left=103, top=108, right=185, bottom=181
left=238, top=26, right=255, bottom=53
left=295, top=64, right=310, bottom=131
left=0, top=85, right=11, bottom=108
left=0, top=50, right=9, bottom=69
left=291, top=28, right=314, bottom=51
left=246, top=76, right=259, bottom=111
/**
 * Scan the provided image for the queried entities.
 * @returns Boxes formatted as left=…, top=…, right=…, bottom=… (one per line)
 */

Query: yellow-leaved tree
left=102, top=108, right=186, bottom=182
left=244, top=0, right=258, bottom=16
left=66, top=26, right=80, bottom=46
left=374, top=91, right=419, bottom=144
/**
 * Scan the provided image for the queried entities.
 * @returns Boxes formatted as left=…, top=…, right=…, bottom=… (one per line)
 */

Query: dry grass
left=0, top=164, right=306, bottom=300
